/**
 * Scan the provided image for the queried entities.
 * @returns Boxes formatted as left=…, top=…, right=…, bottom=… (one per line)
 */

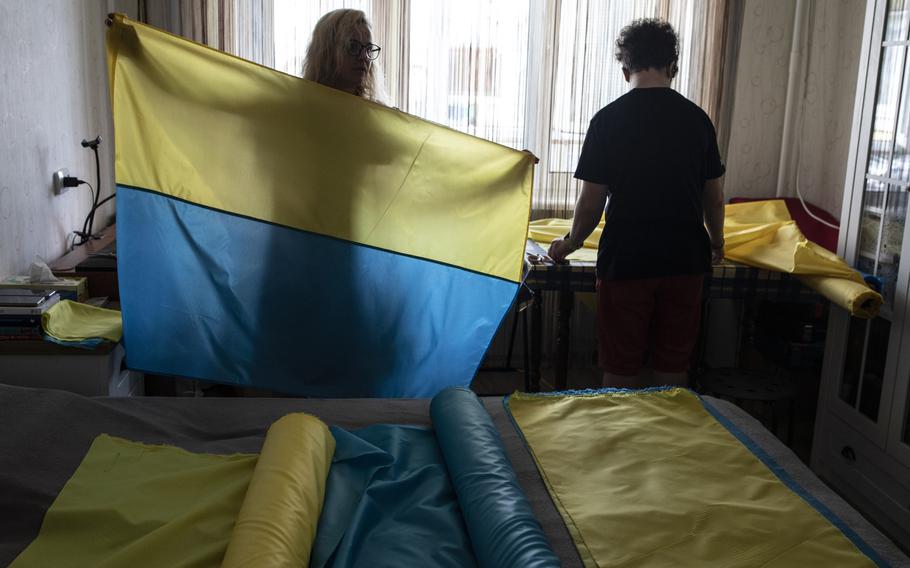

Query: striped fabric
left=107, top=15, right=534, bottom=397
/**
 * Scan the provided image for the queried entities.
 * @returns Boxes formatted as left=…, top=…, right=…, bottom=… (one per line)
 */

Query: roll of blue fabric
left=430, top=388, right=560, bottom=568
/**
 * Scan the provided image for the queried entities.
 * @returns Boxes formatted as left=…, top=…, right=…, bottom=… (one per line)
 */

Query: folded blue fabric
left=310, top=425, right=476, bottom=568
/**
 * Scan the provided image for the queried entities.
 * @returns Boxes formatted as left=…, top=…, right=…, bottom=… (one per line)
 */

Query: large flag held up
left=106, top=14, right=534, bottom=397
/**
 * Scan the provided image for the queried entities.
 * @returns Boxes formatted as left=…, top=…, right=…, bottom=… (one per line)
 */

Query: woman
left=303, top=9, right=385, bottom=102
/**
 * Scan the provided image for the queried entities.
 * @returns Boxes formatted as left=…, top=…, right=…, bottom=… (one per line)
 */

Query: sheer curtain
left=536, top=0, right=729, bottom=217
left=406, top=1, right=530, bottom=150
left=267, top=0, right=732, bottom=216
left=139, top=0, right=274, bottom=66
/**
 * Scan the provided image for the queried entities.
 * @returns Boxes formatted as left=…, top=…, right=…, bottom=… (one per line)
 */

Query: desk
left=524, top=255, right=818, bottom=391
left=1, top=226, right=137, bottom=396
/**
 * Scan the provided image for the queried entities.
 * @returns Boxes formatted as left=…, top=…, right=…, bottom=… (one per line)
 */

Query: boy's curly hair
left=615, top=18, right=679, bottom=77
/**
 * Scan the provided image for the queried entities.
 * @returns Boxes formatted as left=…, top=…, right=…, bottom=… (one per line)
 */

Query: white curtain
left=535, top=0, right=721, bottom=217
left=272, top=0, right=729, bottom=217
left=140, top=0, right=274, bottom=66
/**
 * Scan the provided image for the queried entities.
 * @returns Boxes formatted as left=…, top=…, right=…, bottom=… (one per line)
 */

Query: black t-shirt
left=574, top=88, right=725, bottom=280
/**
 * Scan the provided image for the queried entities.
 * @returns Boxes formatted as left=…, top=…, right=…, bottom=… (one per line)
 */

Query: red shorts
left=596, top=274, right=704, bottom=375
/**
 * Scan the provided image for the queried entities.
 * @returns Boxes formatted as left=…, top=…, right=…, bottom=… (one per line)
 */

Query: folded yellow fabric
left=507, top=388, right=877, bottom=567
left=11, top=413, right=334, bottom=568
left=42, top=300, right=123, bottom=343
left=528, top=200, right=882, bottom=317
left=222, top=414, right=335, bottom=567
left=10, top=435, right=258, bottom=568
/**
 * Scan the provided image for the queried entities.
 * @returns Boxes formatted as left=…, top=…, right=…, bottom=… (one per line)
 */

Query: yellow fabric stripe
left=507, top=388, right=876, bottom=568
left=106, top=15, right=532, bottom=282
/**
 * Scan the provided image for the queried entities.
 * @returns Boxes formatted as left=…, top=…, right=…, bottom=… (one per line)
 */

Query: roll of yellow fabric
left=800, top=275, right=882, bottom=319
left=222, top=414, right=335, bottom=567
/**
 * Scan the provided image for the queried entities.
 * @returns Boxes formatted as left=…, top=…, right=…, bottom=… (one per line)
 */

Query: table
left=523, top=243, right=819, bottom=391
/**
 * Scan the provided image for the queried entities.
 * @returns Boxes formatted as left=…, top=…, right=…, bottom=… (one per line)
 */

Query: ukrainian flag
left=107, top=15, right=533, bottom=397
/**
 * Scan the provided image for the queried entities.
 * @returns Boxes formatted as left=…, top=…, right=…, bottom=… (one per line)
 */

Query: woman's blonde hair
left=303, top=9, right=385, bottom=102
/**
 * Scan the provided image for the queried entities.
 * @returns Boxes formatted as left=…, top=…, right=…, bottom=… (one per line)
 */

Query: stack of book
left=0, top=276, right=87, bottom=302
left=0, top=289, right=61, bottom=340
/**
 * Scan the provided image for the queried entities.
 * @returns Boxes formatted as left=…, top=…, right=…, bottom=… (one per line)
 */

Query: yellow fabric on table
left=507, top=388, right=877, bottom=568
left=11, top=414, right=334, bottom=568
left=724, top=201, right=881, bottom=318
left=527, top=200, right=882, bottom=317
left=42, top=300, right=123, bottom=343
left=527, top=217, right=600, bottom=262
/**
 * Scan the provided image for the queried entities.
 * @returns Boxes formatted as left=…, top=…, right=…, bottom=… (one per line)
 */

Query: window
left=273, top=0, right=720, bottom=215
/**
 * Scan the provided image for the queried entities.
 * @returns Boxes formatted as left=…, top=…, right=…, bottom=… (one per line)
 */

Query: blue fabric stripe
left=503, top=388, right=886, bottom=566
left=117, top=186, right=517, bottom=397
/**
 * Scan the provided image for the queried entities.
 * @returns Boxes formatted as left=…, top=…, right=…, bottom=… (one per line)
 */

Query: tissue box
left=0, top=276, right=88, bottom=302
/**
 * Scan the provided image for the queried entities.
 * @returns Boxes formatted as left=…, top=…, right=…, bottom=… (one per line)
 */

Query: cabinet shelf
left=857, top=249, right=898, bottom=264
left=863, top=206, right=884, bottom=217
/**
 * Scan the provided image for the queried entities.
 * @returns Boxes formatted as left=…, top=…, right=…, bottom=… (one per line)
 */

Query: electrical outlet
left=52, top=168, right=69, bottom=195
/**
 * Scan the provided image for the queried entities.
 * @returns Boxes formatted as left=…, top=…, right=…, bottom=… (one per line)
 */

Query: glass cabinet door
left=883, top=0, right=910, bottom=454
left=837, top=0, right=910, bottom=426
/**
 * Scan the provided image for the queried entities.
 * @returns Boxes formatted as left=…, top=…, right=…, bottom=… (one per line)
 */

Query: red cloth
left=596, top=274, right=704, bottom=375
left=729, top=197, right=840, bottom=253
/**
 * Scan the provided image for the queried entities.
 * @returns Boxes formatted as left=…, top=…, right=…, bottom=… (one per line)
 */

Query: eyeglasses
left=346, top=38, right=381, bottom=61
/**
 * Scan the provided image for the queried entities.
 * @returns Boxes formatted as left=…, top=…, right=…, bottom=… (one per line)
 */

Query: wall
left=0, top=0, right=136, bottom=279
left=796, top=0, right=867, bottom=218
left=725, top=0, right=796, bottom=201
left=725, top=0, right=866, bottom=220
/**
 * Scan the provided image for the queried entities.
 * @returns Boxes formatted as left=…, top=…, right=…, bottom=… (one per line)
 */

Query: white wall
left=796, top=0, right=867, bottom=218
left=725, top=0, right=797, bottom=201
left=725, top=0, right=866, bottom=219
left=0, top=1, right=135, bottom=278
